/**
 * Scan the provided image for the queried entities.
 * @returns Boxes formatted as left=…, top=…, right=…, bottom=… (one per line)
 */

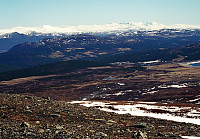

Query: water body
left=103, top=77, right=117, bottom=80
left=190, top=62, right=200, bottom=67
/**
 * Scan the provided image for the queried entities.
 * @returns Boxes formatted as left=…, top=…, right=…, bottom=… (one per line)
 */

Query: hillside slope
left=0, top=43, right=200, bottom=81
left=0, top=32, right=58, bottom=52
left=0, top=93, right=199, bottom=138
left=0, top=29, right=199, bottom=71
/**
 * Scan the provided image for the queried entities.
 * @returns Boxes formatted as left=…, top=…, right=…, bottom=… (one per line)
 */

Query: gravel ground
left=0, top=93, right=200, bottom=139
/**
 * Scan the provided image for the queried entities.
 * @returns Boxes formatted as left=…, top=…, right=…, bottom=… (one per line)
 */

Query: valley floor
left=0, top=62, right=200, bottom=138
left=0, top=62, right=200, bottom=103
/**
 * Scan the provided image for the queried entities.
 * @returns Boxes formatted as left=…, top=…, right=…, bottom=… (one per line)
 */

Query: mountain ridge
left=1, top=22, right=200, bottom=53
left=1, top=22, right=200, bottom=36
left=0, top=29, right=200, bottom=73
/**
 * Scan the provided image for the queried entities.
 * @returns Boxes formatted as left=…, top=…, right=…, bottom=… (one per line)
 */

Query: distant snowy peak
left=0, top=22, right=200, bottom=36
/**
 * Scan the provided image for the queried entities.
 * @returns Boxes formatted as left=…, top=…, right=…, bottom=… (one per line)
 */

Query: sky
left=0, top=0, right=200, bottom=29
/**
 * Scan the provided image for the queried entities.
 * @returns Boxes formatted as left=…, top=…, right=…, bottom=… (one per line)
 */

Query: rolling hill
left=0, top=43, right=199, bottom=81
left=0, top=29, right=199, bottom=72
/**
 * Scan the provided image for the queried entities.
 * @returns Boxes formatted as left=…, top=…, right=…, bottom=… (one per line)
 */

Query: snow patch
left=141, top=60, right=160, bottom=64
left=158, top=83, right=188, bottom=89
left=117, top=83, right=125, bottom=86
left=182, top=136, right=200, bottom=139
left=70, top=101, right=200, bottom=126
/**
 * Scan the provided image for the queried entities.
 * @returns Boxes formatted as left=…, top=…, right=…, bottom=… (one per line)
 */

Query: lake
left=190, top=62, right=200, bottom=67
left=103, top=77, right=117, bottom=80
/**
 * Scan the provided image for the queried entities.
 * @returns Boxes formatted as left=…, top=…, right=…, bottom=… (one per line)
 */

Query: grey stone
left=43, top=96, right=51, bottom=100
left=157, top=132, right=164, bottom=137
left=56, top=125, right=63, bottom=130
left=96, top=132, right=108, bottom=137
left=0, top=106, right=8, bottom=109
left=20, top=122, right=30, bottom=127
left=25, top=110, right=33, bottom=113
left=38, top=129, right=45, bottom=133
left=26, top=132, right=36, bottom=137
left=132, top=130, right=147, bottom=139
left=133, top=123, right=147, bottom=128
left=50, top=114, right=61, bottom=118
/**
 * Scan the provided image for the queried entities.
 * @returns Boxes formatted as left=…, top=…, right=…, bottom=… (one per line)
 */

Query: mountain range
left=0, top=22, right=200, bottom=72
left=0, top=32, right=64, bottom=53
left=1, top=22, right=200, bottom=52
left=1, top=22, right=200, bottom=36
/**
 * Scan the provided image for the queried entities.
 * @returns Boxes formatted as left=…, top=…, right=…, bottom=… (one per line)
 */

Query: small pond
left=103, top=77, right=118, bottom=80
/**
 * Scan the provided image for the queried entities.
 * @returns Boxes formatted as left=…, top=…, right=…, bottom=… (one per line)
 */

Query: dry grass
left=87, top=66, right=112, bottom=70
left=0, top=75, right=57, bottom=86
left=143, top=63, right=200, bottom=82
left=172, top=55, right=185, bottom=62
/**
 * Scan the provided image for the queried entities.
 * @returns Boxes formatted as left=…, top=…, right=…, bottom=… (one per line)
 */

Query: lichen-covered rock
left=0, top=93, right=199, bottom=138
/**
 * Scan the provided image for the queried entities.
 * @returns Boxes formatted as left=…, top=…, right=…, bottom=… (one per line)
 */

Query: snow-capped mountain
left=0, top=21, right=200, bottom=68
left=1, top=22, right=200, bottom=36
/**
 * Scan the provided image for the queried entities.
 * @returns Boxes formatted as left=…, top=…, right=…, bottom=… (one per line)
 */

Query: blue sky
left=0, top=0, right=199, bottom=29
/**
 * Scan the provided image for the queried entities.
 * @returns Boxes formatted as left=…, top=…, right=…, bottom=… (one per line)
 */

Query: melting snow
left=108, top=92, right=125, bottom=96
left=142, top=60, right=160, bottom=64
left=158, top=83, right=188, bottom=89
left=141, top=83, right=189, bottom=95
left=70, top=101, right=200, bottom=126
left=182, top=136, right=200, bottom=139
left=117, top=83, right=125, bottom=86
left=189, top=97, right=200, bottom=102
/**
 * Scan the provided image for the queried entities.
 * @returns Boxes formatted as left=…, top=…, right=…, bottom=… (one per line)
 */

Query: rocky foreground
left=0, top=93, right=199, bottom=139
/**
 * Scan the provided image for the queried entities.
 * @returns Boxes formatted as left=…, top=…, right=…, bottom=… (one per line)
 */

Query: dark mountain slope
left=99, top=43, right=200, bottom=64
left=0, top=60, right=102, bottom=81
left=0, top=30, right=200, bottom=71
left=0, top=43, right=200, bottom=81
left=0, top=32, right=58, bottom=52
